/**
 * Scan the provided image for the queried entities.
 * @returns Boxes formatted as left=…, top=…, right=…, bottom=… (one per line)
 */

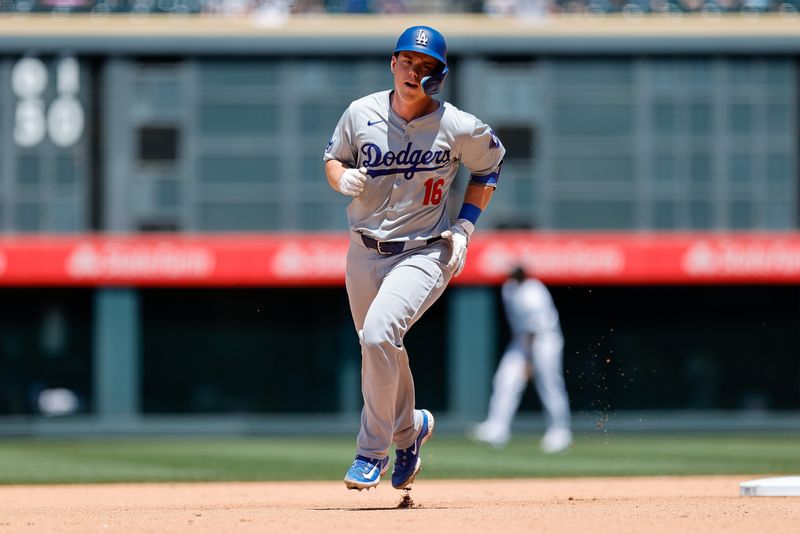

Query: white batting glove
left=338, top=167, right=368, bottom=197
left=441, top=221, right=473, bottom=278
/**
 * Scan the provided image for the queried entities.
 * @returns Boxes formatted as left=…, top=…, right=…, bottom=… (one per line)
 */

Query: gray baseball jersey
left=324, top=89, right=505, bottom=241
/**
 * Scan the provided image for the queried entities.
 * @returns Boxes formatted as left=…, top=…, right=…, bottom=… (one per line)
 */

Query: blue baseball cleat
left=391, top=409, right=435, bottom=489
left=344, top=455, right=390, bottom=491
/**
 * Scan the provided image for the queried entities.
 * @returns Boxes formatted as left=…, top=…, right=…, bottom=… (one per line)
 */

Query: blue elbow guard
left=469, top=170, right=500, bottom=187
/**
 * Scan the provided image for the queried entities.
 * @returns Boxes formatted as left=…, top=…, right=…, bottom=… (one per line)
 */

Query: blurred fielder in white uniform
left=324, top=25, right=505, bottom=490
left=471, top=265, right=572, bottom=453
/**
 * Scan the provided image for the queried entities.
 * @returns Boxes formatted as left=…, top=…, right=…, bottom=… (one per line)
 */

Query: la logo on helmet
left=415, top=30, right=428, bottom=47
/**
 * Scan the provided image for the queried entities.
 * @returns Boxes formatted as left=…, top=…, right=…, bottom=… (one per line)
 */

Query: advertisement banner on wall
left=2, top=233, right=800, bottom=286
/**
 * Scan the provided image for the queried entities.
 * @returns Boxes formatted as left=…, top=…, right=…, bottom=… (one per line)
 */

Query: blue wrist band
left=457, top=203, right=482, bottom=225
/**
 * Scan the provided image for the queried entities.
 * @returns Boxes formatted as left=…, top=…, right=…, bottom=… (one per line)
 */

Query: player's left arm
left=457, top=181, right=496, bottom=234
left=453, top=119, right=505, bottom=237
left=441, top=180, right=497, bottom=276
left=442, top=118, right=505, bottom=277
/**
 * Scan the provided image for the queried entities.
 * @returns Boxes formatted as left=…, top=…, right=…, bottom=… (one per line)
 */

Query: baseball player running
left=324, top=25, right=505, bottom=491
left=470, top=265, right=573, bottom=453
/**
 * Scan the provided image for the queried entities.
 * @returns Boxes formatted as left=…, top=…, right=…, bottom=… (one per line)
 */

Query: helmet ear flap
left=421, top=65, right=448, bottom=96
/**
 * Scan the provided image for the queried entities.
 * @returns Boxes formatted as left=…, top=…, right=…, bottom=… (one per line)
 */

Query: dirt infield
left=1, top=476, right=798, bottom=533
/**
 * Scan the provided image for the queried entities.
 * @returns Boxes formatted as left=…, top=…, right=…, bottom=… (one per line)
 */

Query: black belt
left=361, top=234, right=443, bottom=256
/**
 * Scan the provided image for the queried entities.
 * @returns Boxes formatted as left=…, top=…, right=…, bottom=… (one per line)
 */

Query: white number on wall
left=48, top=95, right=85, bottom=148
left=14, top=99, right=46, bottom=147
left=12, top=57, right=47, bottom=147
left=11, top=56, right=85, bottom=148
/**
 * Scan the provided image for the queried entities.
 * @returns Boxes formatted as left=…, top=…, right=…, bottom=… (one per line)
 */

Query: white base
left=740, top=476, right=800, bottom=496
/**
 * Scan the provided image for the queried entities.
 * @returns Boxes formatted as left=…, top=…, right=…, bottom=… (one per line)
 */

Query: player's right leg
left=469, top=341, right=528, bottom=449
left=343, top=236, right=388, bottom=489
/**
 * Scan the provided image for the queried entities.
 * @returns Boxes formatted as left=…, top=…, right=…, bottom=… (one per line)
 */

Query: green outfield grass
left=0, top=432, right=797, bottom=485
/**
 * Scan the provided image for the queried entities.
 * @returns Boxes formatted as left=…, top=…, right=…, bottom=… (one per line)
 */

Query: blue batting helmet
left=393, top=25, right=449, bottom=95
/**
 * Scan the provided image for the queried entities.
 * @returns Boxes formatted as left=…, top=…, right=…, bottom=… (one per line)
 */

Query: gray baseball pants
left=345, top=231, right=452, bottom=460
